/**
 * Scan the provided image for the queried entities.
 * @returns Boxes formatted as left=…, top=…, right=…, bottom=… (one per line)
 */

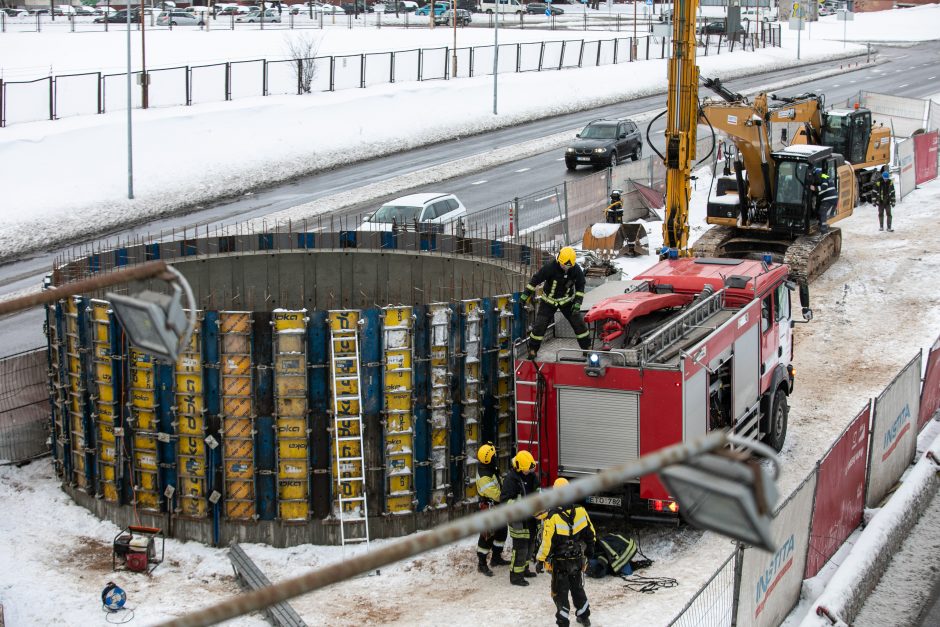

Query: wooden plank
left=228, top=544, right=307, bottom=627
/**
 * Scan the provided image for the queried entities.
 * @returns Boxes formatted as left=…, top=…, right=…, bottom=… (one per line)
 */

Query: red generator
left=514, top=257, right=811, bottom=523
left=112, top=525, right=165, bottom=574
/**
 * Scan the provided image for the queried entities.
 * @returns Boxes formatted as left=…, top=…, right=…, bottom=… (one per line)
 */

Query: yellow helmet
left=557, top=246, right=577, bottom=268
left=512, top=450, right=537, bottom=472
left=477, top=443, right=496, bottom=465
left=553, top=477, right=569, bottom=488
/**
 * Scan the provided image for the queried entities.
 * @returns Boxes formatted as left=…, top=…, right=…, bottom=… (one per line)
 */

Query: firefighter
left=502, top=450, right=540, bottom=586
left=605, top=189, right=624, bottom=224
left=519, top=247, right=591, bottom=360
left=537, top=478, right=597, bottom=627
left=812, top=166, right=837, bottom=234
left=475, top=443, right=509, bottom=576
left=873, top=166, right=896, bottom=232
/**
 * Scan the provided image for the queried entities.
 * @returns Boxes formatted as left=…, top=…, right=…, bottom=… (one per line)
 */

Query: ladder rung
left=333, top=356, right=358, bottom=361
left=334, top=395, right=361, bottom=402
left=340, top=495, right=366, bottom=503
left=336, top=436, right=362, bottom=442
left=335, top=375, right=360, bottom=381
left=342, top=537, right=369, bottom=543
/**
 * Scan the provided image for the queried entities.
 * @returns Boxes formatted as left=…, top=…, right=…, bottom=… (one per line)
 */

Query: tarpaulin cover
left=805, top=403, right=870, bottom=578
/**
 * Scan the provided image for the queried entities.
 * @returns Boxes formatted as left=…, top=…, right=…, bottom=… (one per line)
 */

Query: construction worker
left=519, top=247, right=591, bottom=360
left=537, top=478, right=597, bottom=627
left=501, top=450, right=540, bottom=586
left=873, top=166, right=896, bottom=232
left=475, top=443, right=509, bottom=576
left=813, top=166, right=837, bottom=234
left=605, top=189, right=624, bottom=224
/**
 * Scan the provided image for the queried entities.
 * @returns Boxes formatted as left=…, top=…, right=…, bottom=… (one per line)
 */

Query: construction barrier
left=914, top=130, right=939, bottom=185
left=897, top=138, right=917, bottom=199
left=919, top=333, right=940, bottom=432
left=866, top=352, right=921, bottom=508
left=38, top=230, right=534, bottom=547
left=0, top=349, right=49, bottom=464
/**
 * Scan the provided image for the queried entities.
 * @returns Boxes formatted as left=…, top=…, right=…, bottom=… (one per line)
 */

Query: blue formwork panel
left=381, top=232, right=397, bottom=250
left=420, top=233, right=437, bottom=252
left=75, top=298, right=97, bottom=491
left=481, top=297, right=497, bottom=445
left=512, top=292, right=526, bottom=343
left=145, top=243, right=160, bottom=261
left=89, top=254, right=101, bottom=274
left=490, top=240, right=503, bottom=259
left=107, top=309, right=130, bottom=506
left=181, top=240, right=198, bottom=257
left=340, top=231, right=357, bottom=249
left=114, top=248, right=129, bottom=267
left=258, top=234, right=274, bottom=251
left=449, top=302, right=463, bottom=497
left=412, top=304, right=430, bottom=510
left=360, top=309, right=382, bottom=508
left=252, top=312, right=276, bottom=521
left=520, top=245, right=531, bottom=267
left=157, top=363, right=177, bottom=513
left=202, top=311, right=222, bottom=546
left=297, top=232, right=316, bottom=249
left=307, top=311, right=330, bottom=518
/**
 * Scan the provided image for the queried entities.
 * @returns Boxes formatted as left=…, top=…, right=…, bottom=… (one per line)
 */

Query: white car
left=357, top=193, right=467, bottom=232
left=156, top=10, right=205, bottom=25
left=317, top=3, right=346, bottom=14
left=236, top=8, right=282, bottom=21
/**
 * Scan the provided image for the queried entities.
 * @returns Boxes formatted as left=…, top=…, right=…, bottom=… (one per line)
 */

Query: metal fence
left=0, top=22, right=781, bottom=127
left=0, top=348, right=50, bottom=464
left=668, top=551, right=737, bottom=627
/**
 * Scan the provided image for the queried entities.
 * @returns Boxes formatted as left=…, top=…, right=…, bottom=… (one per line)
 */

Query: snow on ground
left=0, top=8, right=890, bottom=261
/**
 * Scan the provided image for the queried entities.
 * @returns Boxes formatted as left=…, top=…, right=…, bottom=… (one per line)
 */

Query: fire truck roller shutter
left=557, top=387, right=639, bottom=474
left=732, top=323, right=760, bottom=423
left=683, top=369, right=707, bottom=442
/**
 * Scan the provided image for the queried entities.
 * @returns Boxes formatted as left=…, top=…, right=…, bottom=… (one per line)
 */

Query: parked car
left=564, top=118, right=643, bottom=170
left=357, top=193, right=468, bottom=232
left=236, top=8, right=282, bottom=21
left=1, top=8, right=29, bottom=17
left=699, top=20, right=726, bottom=35
left=156, top=10, right=205, bottom=25
left=415, top=1, right=450, bottom=16
left=94, top=9, right=140, bottom=23
left=479, top=0, right=523, bottom=14
left=525, top=2, right=563, bottom=15
left=379, top=0, right=418, bottom=12
left=435, top=8, right=470, bottom=24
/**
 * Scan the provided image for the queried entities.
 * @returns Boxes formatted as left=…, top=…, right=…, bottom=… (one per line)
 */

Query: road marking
left=471, top=180, right=488, bottom=185
left=896, top=54, right=909, bottom=60
left=833, top=84, right=840, bottom=87
left=898, top=84, right=909, bottom=88
left=930, top=76, right=937, bottom=80
left=515, top=167, right=531, bottom=173
left=556, top=157, right=565, bottom=161
left=850, top=80, right=856, bottom=84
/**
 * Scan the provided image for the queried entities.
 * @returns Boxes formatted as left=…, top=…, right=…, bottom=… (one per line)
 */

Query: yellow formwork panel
left=220, top=312, right=256, bottom=521
left=176, top=320, right=206, bottom=518
left=383, top=306, right=414, bottom=515
left=462, top=300, right=482, bottom=502
left=129, top=348, right=160, bottom=511
left=91, top=299, right=121, bottom=501
left=274, top=309, right=309, bottom=521
left=64, top=298, right=87, bottom=488
left=329, top=310, right=360, bottom=333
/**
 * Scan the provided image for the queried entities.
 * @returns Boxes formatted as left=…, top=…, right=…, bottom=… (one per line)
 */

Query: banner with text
left=914, top=131, right=939, bottom=185
left=805, top=403, right=870, bottom=578
left=736, top=472, right=817, bottom=627
left=866, top=352, right=922, bottom=508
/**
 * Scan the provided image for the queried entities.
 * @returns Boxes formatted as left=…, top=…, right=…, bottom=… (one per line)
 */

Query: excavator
left=707, top=79, right=891, bottom=203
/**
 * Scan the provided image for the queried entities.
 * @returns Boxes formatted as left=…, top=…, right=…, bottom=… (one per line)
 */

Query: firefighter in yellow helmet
left=501, top=449, right=541, bottom=586
left=474, top=443, right=509, bottom=576
left=518, top=247, right=591, bottom=360
left=537, top=477, right=597, bottom=627
left=605, top=189, right=624, bottom=224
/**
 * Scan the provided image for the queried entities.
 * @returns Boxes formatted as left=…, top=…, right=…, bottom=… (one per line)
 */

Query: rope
left=620, top=575, right=679, bottom=594
left=103, top=606, right=136, bottom=624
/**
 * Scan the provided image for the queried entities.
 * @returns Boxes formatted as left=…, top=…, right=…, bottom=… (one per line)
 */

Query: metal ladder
left=512, top=356, right=541, bottom=472
left=641, top=288, right=725, bottom=363
left=330, top=325, right=371, bottom=546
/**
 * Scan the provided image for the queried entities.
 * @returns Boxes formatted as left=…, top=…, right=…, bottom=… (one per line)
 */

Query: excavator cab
left=771, top=145, right=849, bottom=234
left=821, top=109, right=872, bottom=167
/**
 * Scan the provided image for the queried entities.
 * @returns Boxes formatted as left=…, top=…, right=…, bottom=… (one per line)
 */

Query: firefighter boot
left=509, top=572, right=530, bottom=586
left=576, top=617, right=591, bottom=627
left=477, top=553, right=493, bottom=577
left=522, top=565, right=537, bottom=578
left=490, top=552, right=510, bottom=567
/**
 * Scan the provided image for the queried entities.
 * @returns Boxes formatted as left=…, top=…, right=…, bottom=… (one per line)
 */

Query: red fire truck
left=514, top=257, right=811, bottom=522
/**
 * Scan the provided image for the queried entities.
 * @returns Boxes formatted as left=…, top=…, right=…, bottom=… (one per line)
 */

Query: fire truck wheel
left=763, top=392, right=788, bottom=452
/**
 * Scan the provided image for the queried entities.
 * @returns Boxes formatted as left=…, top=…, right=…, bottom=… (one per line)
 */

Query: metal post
left=492, top=3, right=499, bottom=115
left=796, top=1, right=802, bottom=61
left=140, top=0, right=149, bottom=109
left=126, top=5, right=134, bottom=200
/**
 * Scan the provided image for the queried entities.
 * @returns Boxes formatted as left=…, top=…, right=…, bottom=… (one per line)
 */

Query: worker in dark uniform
left=537, top=478, right=597, bottom=627
left=813, top=166, right=838, bottom=234
left=475, top=443, right=509, bottom=576
left=605, top=189, right=624, bottom=224
left=502, top=450, right=540, bottom=586
left=873, top=166, right=896, bottom=232
left=519, top=247, right=591, bottom=360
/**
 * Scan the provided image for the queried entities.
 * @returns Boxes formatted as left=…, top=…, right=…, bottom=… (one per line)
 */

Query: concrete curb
left=799, top=430, right=940, bottom=627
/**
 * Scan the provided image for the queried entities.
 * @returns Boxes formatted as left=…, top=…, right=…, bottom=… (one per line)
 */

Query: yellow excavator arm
left=662, top=0, right=700, bottom=257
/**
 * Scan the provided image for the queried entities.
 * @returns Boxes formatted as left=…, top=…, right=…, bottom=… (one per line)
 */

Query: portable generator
left=112, top=525, right=165, bottom=574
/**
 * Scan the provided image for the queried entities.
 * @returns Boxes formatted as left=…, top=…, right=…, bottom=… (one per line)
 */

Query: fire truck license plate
left=576, top=157, right=591, bottom=162
left=586, top=495, right=622, bottom=507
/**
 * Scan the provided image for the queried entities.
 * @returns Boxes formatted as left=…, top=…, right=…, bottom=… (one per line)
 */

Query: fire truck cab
left=513, top=257, right=809, bottom=522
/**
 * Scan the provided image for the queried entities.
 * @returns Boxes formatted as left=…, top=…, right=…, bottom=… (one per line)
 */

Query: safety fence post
left=559, top=41, right=566, bottom=70
left=418, top=48, right=423, bottom=81
left=186, top=66, right=192, bottom=106
left=538, top=42, right=545, bottom=71
left=48, top=76, right=54, bottom=121
left=516, top=43, right=521, bottom=73
left=225, top=62, right=231, bottom=101
left=360, top=54, right=366, bottom=88
left=469, top=47, right=475, bottom=77
left=297, top=59, right=304, bottom=94
left=329, top=56, right=335, bottom=91
left=578, top=39, right=585, bottom=68
left=262, top=60, right=269, bottom=97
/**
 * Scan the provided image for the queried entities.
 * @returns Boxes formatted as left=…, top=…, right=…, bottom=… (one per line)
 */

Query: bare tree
left=284, top=32, right=322, bottom=94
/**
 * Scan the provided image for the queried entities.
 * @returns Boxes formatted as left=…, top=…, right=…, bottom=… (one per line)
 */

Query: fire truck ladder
left=330, top=326, right=370, bottom=547
left=640, top=288, right=725, bottom=364
left=512, top=358, right=542, bottom=479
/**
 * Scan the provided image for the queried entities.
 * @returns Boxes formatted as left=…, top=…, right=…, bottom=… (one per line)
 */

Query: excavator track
left=692, top=225, right=842, bottom=284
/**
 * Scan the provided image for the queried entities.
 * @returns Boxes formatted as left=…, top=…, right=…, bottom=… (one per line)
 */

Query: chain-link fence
left=0, top=348, right=50, bottom=464
left=668, top=550, right=737, bottom=627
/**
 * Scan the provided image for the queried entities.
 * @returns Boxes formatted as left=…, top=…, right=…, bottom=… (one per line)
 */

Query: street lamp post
left=452, top=5, right=458, bottom=78
left=492, top=2, right=499, bottom=115
left=140, top=0, right=149, bottom=109
left=126, top=1, right=134, bottom=199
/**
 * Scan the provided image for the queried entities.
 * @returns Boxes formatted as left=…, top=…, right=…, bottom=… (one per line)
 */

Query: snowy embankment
left=0, top=23, right=874, bottom=262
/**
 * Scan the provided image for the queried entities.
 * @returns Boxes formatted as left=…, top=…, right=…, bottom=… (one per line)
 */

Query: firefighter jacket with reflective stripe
left=475, top=461, right=501, bottom=503
left=816, top=172, right=838, bottom=206
left=521, top=260, right=586, bottom=308
left=501, top=468, right=539, bottom=505
left=537, top=505, right=596, bottom=563
left=873, top=177, right=896, bottom=208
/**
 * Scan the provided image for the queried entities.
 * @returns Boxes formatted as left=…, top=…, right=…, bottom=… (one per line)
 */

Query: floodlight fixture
left=658, top=435, right=780, bottom=552
left=107, top=264, right=196, bottom=363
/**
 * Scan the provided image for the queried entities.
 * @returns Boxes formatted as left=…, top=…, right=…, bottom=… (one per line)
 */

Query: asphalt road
left=1, top=40, right=938, bottom=355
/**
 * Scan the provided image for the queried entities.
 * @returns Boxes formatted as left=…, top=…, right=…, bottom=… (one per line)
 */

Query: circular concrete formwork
left=45, top=229, right=548, bottom=546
